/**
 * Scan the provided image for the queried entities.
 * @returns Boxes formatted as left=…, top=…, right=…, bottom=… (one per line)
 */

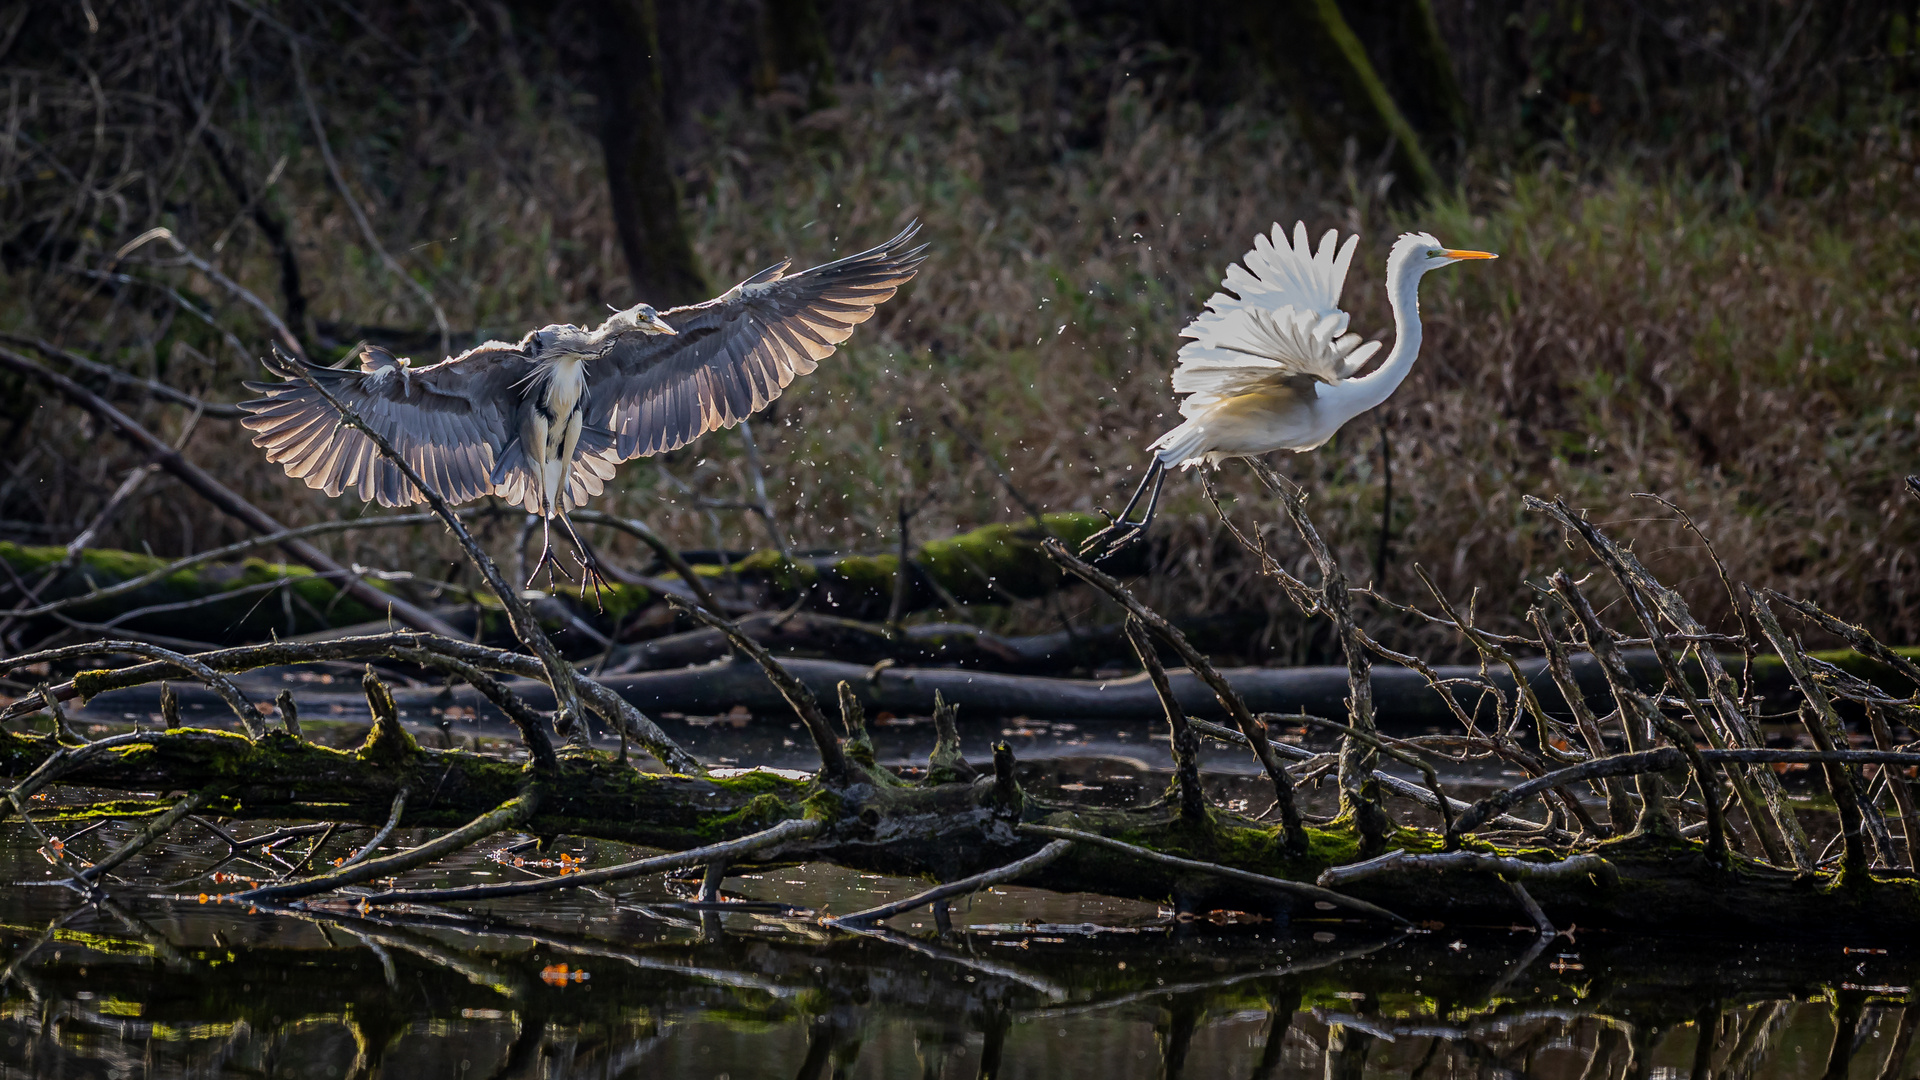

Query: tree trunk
left=590, top=0, right=706, bottom=306
left=1337, top=0, right=1470, bottom=157
left=1241, top=0, right=1442, bottom=199
left=755, top=0, right=837, bottom=110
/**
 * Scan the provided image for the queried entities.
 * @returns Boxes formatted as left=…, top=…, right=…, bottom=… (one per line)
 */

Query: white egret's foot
left=1080, top=461, right=1165, bottom=562
left=1077, top=519, right=1148, bottom=563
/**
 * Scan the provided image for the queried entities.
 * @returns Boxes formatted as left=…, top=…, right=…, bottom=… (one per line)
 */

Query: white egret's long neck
left=1339, top=252, right=1425, bottom=413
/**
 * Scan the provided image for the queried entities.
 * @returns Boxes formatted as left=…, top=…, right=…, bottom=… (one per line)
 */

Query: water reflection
left=1, top=726, right=1909, bottom=1079
left=4, top=866, right=1916, bottom=1080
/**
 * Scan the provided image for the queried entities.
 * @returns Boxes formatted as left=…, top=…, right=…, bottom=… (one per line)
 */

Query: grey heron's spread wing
left=239, top=345, right=531, bottom=507
left=1169, top=222, right=1381, bottom=419
left=582, top=223, right=927, bottom=462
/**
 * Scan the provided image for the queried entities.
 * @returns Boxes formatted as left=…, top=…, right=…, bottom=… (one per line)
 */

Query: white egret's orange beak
left=1442, top=249, right=1498, bottom=260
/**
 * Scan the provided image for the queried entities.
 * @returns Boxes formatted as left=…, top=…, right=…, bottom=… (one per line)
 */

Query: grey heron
left=242, top=223, right=927, bottom=586
left=1082, top=223, right=1495, bottom=557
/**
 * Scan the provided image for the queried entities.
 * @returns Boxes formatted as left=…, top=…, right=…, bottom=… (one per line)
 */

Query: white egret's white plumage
left=1085, top=222, right=1495, bottom=555
left=242, top=223, right=927, bottom=584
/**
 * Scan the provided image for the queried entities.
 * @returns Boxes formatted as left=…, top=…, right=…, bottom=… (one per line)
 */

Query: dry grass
left=4, top=3, right=1917, bottom=656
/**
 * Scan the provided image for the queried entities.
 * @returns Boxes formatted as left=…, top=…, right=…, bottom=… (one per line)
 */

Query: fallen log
left=36, top=641, right=1891, bottom=735
left=56, top=650, right=1615, bottom=730
left=7, top=723, right=1920, bottom=937
left=0, top=511, right=1137, bottom=652
left=679, top=512, right=1127, bottom=619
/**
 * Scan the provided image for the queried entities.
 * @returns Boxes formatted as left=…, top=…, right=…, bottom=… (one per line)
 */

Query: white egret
left=1083, top=222, right=1495, bottom=556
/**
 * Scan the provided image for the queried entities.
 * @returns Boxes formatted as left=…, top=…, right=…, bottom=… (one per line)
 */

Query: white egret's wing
left=1169, top=306, right=1382, bottom=418
left=582, top=223, right=927, bottom=462
left=1207, top=221, right=1358, bottom=322
left=240, top=345, right=530, bottom=507
left=1165, top=222, right=1377, bottom=419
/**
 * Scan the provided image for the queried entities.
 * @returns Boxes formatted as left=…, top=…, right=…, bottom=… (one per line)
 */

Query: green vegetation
left=1, top=7, right=1912, bottom=660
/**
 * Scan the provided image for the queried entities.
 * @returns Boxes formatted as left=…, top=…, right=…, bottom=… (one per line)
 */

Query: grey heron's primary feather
left=583, top=222, right=928, bottom=463
left=239, top=344, right=531, bottom=507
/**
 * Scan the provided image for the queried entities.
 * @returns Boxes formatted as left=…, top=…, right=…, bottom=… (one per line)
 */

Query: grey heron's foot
left=570, top=549, right=612, bottom=613
left=555, top=512, right=610, bottom=612
left=524, top=536, right=578, bottom=592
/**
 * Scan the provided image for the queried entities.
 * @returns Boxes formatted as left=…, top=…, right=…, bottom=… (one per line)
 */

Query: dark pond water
left=5, top=711, right=1911, bottom=1079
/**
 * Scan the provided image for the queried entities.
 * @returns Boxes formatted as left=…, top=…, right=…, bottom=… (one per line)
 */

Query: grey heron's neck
left=527, top=352, right=590, bottom=397
left=1339, top=253, right=1426, bottom=413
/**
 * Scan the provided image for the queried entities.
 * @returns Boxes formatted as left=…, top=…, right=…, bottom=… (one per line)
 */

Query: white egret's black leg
left=1079, top=460, right=1166, bottom=561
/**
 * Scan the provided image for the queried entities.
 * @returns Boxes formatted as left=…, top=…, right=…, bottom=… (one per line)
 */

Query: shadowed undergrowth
left=2, top=5, right=1916, bottom=659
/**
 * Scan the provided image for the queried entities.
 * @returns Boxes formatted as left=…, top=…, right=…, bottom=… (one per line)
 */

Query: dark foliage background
left=1, top=0, right=1915, bottom=660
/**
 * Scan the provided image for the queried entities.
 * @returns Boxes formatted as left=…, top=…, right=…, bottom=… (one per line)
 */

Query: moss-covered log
left=695, top=512, right=1121, bottom=619
left=7, top=724, right=1919, bottom=938
left=1, top=513, right=1126, bottom=646
left=0, top=540, right=388, bottom=640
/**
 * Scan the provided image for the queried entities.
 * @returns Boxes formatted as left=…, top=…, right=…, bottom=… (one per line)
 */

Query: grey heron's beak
left=648, top=314, right=678, bottom=335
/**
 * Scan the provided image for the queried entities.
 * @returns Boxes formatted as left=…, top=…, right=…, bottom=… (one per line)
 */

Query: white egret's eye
left=1428, top=249, right=1446, bottom=258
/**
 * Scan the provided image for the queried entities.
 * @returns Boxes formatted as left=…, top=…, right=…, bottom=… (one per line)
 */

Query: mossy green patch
left=724, top=550, right=819, bottom=594
left=916, top=512, right=1102, bottom=603
left=829, top=554, right=897, bottom=594
left=695, top=792, right=796, bottom=839
left=0, top=541, right=385, bottom=636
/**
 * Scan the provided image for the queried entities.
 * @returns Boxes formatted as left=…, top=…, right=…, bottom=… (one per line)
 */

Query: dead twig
left=5, top=639, right=262, bottom=738
left=1251, top=462, right=1388, bottom=849
left=76, top=788, right=223, bottom=886
left=339, top=791, right=408, bottom=870
left=354, top=817, right=823, bottom=905
left=1747, top=588, right=1879, bottom=878
left=1449, top=747, right=1920, bottom=839
left=0, top=346, right=462, bottom=638
left=1124, top=618, right=1205, bottom=823
left=1016, top=823, right=1408, bottom=925
left=671, top=598, right=848, bottom=784
left=1042, top=538, right=1305, bottom=852
left=826, top=839, right=1074, bottom=928
left=227, top=789, right=540, bottom=904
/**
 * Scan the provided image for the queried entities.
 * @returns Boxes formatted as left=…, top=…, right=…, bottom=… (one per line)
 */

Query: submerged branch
left=356, top=818, right=825, bottom=905
left=828, top=839, right=1074, bottom=928
left=1317, top=850, right=1617, bottom=889
left=1016, top=823, right=1407, bottom=925
left=229, top=789, right=541, bottom=904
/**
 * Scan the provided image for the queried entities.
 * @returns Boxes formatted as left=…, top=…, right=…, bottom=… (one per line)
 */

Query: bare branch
left=1017, top=823, right=1407, bottom=925
left=1042, top=538, right=1304, bottom=851
left=355, top=817, right=823, bottom=905
left=0, top=345, right=462, bottom=638
left=339, top=791, right=407, bottom=869
left=827, top=839, right=1073, bottom=927
left=671, top=598, right=847, bottom=783
left=1317, top=850, right=1616, bottom=889
left=228, top=789, right=540, bottom=904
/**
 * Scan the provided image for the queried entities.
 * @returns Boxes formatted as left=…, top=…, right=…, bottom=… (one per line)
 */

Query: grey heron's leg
left=557, top=510, right=611, bottom=611
left=525, top=507, right=577, bottom=591
left=1079, top=460, right=1166, bottom=561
